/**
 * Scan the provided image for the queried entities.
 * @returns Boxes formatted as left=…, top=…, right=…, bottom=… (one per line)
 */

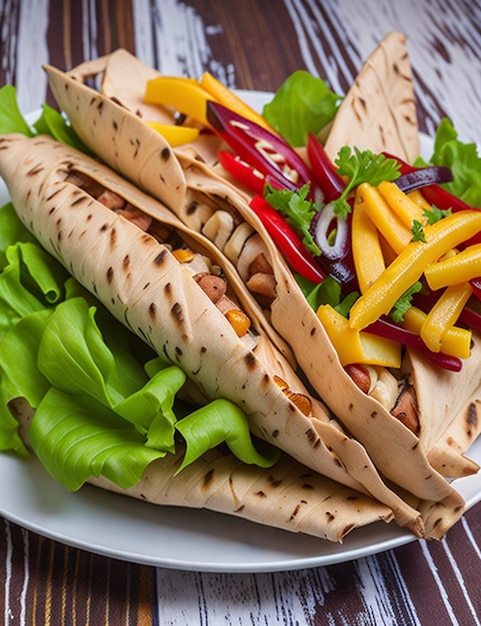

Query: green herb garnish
left=390, top=281, right=423, bottom=322
left=411, top=219, right=426, bottom=242
left=264, top=182, right=321, bottom=256
left=333, top=147, right=401, bottom=218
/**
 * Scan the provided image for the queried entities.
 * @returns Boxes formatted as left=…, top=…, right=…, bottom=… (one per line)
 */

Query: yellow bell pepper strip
left=424, top=243, right=481, bottom=290
left=317, top=304, right=401, bottom=368
left=349, top=210, right=481, bottom=331
left=356, top=182, right=412, bottom=254
left=403, top=306, right=472, bottom=359
left=351, top=187, right=386, bottom=293
left=199, top=71, right=274, bottom=131
left=420, top=281, right=473, bottom=353
left=377, top=180, right=425, bottom=229
left=407, top=189, right=433, bottom=212
left=145, top=121, right=200, bottom=146
left=367, top=318, right=463, bottom=371
left=145, top=76, right=219, bottom=128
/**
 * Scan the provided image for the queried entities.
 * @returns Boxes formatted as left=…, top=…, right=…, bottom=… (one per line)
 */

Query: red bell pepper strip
left=218, top=150, right=266, bottom=196
left=207, top=101, right=317, bottom=196
left=306, top=133, right=346, bottom=202
left=249, top=195, right=326, bottom=283
left=421, top=184, right=475, bottom=212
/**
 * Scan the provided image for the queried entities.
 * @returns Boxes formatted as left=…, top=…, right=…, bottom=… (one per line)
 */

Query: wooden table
left=2, top=1, right=481, bottom=624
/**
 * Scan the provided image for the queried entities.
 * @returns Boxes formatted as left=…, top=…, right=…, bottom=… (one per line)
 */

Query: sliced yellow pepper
left=317, top=304, right=401, bottom=367
left=349, top=210, right=481, bottom=331
left=145, top=72, right=275, bottom=133
left=146, top=121, right=200, bottom=146
left=377, top=180, right=425, bottom=229
left=424, top=243, right=481, bottom=290
left=420, top=282, right=473, bottom=353
left=199, top=71, right=274, bottom=131
left=357, top=182, right=412, bottom=254
left=402, top=305, right=428, bottom=333
left=145, top=76, right=219, bottom=128
left=437, top=325, right=472, bottom=359
left=403, top=306, right=472, bottom=358
left=352, top=188, right=386, bottom=293
left=408, top=189, right=433, bottom=212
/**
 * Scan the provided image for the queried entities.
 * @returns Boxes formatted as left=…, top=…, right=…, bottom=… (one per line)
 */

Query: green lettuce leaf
left=32, top=104, right=93, bottom=154
left=418, top=117, right=481, bottom=208
left=0, top=309, right=52, bottom=407
left=0, top=203, right=36, bottom=268
left=0, top=85, right=34, bottom=136
left=263, top=70, right=341, bottom=147
left=29, top=388, right=166, bottom=491
left=175, top=398, right=280, bottom=472
left=116, top=357, right=186, bottom=451
left=37, top=297, right=186, bottom=450
left=0, top=242, right=67, bottom=340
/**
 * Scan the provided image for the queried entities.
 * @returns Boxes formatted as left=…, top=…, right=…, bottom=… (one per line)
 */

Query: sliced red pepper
left=249, top=195, right=326, bottom=283
left=306, top=133, right=346, bottom=202
left=207, top=101, right=317, bottom=195
left=218, top=150, right=266, bottom=195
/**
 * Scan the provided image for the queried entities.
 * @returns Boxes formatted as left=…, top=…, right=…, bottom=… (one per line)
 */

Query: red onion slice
left=395, top=166, right=453, bottom=193
left=310, top=202, right=349, bottom=260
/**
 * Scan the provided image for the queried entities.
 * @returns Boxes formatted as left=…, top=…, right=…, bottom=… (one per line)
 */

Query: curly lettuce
left=0, top=207, right=279, bottom=489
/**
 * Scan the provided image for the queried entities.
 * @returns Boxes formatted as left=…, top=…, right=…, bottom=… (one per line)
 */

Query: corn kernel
left=225, top=309, right=251, bottom=336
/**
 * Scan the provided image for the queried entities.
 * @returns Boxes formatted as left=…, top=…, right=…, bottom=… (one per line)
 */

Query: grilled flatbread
left=37, top=42, right=480, bottom=537
left=10, top=398, right=394, bottom=543
left=324, top=31, right=419, bottom=162
left=0, top=132, right=433, bottom=536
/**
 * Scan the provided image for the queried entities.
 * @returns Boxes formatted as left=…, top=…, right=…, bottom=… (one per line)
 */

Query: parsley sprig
left=390, top=281, right=423, bottom=322
left=333, top=147, right=401, bottom=218
left=264, top=182, right=321, bottom=255
left=411, top=205, right=452, bottom=242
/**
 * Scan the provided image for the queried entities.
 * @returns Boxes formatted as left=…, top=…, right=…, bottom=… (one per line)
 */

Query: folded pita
left=10, top=398, right=393, bottom=543
left=38, top=47, right=476, bottom=537
left=44, top=52, right=188, bottom=214
left=0, top=133, right=431, bottom=536
left=324, top=31, right=419, bottom=163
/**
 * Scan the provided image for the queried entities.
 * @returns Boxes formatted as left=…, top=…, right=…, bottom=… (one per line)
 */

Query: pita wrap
left=72, top=39, right=479, bottom=484
left=10, top=398, right=393, bottom=543
left=0, top=133, right=434, bottom=536
left=44, top=52, right=188, bottom=214
left=37, top=46, right=479, bottom=535
left=324, top=31, right=419, bottom=162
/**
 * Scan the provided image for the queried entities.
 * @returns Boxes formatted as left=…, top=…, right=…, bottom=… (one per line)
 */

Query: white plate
left=0, top=94, right=480, bottom=574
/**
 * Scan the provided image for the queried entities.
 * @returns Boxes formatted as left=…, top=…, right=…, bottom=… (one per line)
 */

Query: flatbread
left=0, top=133, right=428, bottom=536
left=324, top=31, right=419, bottom=162
left=10, top=398, right=393, bottom=543
left=44, top=59, right=188, bottom=213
